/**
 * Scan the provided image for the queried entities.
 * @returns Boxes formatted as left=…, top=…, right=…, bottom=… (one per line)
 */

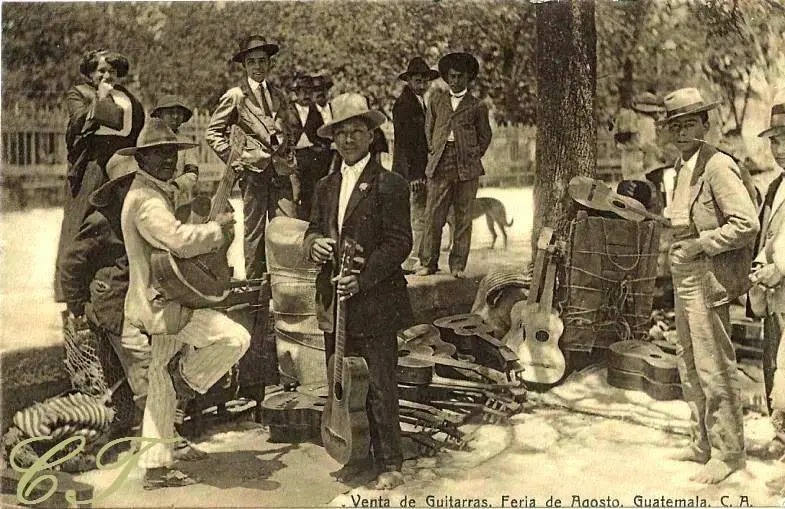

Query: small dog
left=446, top=197, right=514, bottom=250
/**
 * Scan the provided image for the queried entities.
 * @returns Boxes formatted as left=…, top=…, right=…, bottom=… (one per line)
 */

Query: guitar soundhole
left=535, top=331, right=550, bottom=343
left=649, top=354, right=662, bottom=359
left=333, top=382, right=343, bottom=400
left=611, top=199, right=628, bottom=210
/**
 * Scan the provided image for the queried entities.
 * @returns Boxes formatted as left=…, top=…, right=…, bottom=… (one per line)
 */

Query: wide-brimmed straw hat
left=232, top=34, right=279, bottom=63
left=659, top=88, right=721, bottom=125
left=632, top=92, right=665, bottom=114
left=399, top=57, right=440, bottom=81
left=316, top=93, right=387, bottom=139
left=438, top=52, right=480, bottom=81
left=759, top=103, right=785, bottom=138
left=116, top=118, right=198, bottom=155
left=151, top=95, right=193, bottom=122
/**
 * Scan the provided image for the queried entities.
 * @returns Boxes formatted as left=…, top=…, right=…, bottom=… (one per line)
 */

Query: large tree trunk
left=533, top=0, right=597, bottom=251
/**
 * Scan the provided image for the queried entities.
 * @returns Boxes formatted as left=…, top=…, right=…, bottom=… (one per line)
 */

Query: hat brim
left=151, top=105, right=193, bottom=123
left=759, top=125, right=785, bottom=138
left=658, top=101, right=721, bottom=126
left=89, top=171, right=136, bottom=208
left=632, top=103, right=664, bottom=114
left=398, top=69, right=440, bottom=82
left=232, top=43, right=280, bottom=63
left=317, top=110, right=387, bottom=139
left=438, top=52, right=479, bottom=81
left=116, top=141, right=198, bottom=156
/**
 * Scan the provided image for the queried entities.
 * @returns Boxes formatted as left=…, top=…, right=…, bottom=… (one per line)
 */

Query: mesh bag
left=562, top=215, right=661, bottom=352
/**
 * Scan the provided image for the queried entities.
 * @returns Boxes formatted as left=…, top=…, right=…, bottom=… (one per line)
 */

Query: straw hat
left=116, top=118, right=198, bottom=155
left=659, top=88, right=720, bottom=125
left=316, top=93, right=387, bottom=139
left=632, top=92, right=665, bottom=114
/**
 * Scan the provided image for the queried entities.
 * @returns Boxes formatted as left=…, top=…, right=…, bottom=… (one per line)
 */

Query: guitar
left=568, top=176, right=670, bottom=226
left=433, top=314, right=520, bottom=373
left=150, top=126, right=246, bottom=308
left=503, top=228, right=566, bottom=385
left=261, top=390, right=325, bottom=444
left=320, top=237, right=371, bottom=465
left=607, top=340, right=682, bottom=401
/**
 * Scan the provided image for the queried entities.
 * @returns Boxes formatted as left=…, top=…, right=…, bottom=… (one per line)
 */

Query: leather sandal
left=143, top=467, right=200, bottom=490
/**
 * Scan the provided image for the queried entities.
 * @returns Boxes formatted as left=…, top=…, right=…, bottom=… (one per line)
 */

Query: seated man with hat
left=747, top=103, right=785, bottom=489
left=303, top=93, right=413, bottom=489
left=206, top=34, right=302, bottom=280
left=392, top=57, right=440, bottom=273
left=120, top=118, right=250, bottom=489
left=660, top=87, right=758, bottom=484
left=417, top=51, right=492, bottom=278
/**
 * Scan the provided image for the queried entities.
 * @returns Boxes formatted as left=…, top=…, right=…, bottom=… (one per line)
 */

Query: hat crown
left=136, top=118, right=181, bottom=148
left=240, top=34, right=270, bottom=52
left=664, top=88, right=706, bottom=114
left=406, top=57, right=433, bottom=74
left=331, top=93, right=372, bottom=123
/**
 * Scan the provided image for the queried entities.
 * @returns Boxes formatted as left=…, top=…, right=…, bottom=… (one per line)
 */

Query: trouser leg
left=448, top=178, right=479, bottom=272
left=403, top=186, right=427, bottom=271
left=419, top=176, right=454, bottom=271
left=239, top=171, right=271, bottom=280
left=765, top=313, right=784, bottom=414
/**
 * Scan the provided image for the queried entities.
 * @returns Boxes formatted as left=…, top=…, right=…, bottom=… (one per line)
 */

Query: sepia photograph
left=1, top=0, right=785, bottom=506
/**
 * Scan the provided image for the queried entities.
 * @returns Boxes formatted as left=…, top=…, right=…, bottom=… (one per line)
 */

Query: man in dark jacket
left=303, top=93, right=413, bottom=490
left=416, top=52, right=492, bottom=278
left=392, top=57, right=439, bottom=272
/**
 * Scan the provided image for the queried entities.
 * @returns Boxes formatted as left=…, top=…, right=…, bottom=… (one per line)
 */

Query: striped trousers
left=139, top=309, right=250, bottom=469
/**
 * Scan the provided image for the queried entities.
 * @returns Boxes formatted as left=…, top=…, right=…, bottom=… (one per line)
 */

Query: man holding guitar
left=659, top=88, right=758, bottom=484
left=121, top=119, right=250, bottom=489
left=304, top=93, right=413, bottom=490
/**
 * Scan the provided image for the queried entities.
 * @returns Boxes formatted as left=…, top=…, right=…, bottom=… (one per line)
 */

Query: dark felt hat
left=759, top=103, right=785, bottom=138
left=399, top=57, right=440, bottom=81
left=438, top=52, right=480, bottom=81
left=232, top=34, right=280, bottom=63
left=309, top=74, right=334, bottom=91
left=150, top=95, right=193, bottom=122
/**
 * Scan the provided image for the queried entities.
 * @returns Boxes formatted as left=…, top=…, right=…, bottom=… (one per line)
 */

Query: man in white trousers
left=120, top=118, right=250, bottom=489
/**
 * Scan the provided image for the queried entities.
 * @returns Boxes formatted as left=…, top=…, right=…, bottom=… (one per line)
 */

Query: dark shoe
left=415, top=267, right=437, bottom=276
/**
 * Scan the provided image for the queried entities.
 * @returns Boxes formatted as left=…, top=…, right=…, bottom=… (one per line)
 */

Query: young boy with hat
left=660, top=87, right=758, bottom=484
left=393, top=57, right=439, bottom=273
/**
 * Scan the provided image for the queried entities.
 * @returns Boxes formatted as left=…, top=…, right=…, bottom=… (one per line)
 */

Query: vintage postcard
left=2, top=1, right=785, bottom=507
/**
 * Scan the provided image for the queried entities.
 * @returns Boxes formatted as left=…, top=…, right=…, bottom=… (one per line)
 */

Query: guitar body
left=151, top=243, right=233, bottom=309
left=433, top=314, right=519, bottom=372
left=321, top=354, right=371, bottom=465
left=262, top=390, right=325, bottom=444
left=607, top=340, right=682, bottom=401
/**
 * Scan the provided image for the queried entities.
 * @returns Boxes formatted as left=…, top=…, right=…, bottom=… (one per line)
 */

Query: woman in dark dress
left=54, top=49, right=145, bottom=301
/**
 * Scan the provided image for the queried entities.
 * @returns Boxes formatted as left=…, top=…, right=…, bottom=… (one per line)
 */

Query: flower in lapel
left=359, top=183, right=370, bottom=193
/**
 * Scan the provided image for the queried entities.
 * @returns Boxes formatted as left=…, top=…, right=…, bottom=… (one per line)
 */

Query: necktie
left=257, top=84, right=272, bottom=117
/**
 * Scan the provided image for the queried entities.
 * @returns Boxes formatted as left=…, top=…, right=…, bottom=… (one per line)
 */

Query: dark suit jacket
left=392, top=85, right=428, bottom=182
left=303, top=158, right=413, bottom=336
left=303, top=105, right=333, bottom=149
left=424, top=89, right=492, bottom=180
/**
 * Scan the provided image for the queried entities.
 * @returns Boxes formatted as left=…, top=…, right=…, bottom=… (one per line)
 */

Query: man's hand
left=214, top=212, right=235, bottom=232
left=750, top=263, right=783, bottom=289
left=671, top=238, right=704, bottom=263
left=332, top=274, right=360, bottom=301
left=310, top=237, right=336, bottom=264
left=410, top=179, right=426, bottom=195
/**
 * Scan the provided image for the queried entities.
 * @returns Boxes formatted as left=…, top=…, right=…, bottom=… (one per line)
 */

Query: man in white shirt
left=304, top=93, right=413, bottom=490
left=660, top=88, right=758, bottom=485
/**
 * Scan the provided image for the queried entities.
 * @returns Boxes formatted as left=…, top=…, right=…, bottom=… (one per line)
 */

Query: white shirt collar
left=316, top=102, right=330, bottom=113
left=341, top=153, right=371, bottom=175
left=247, top=77, right=267, bottom=90
left=450, top=89, right=467, bottom=99
left=681, top=149, right=700, bottom=171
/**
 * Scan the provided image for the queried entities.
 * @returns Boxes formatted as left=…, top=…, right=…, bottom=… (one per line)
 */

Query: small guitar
left=151, top=126, right=246, bottom=308
left=568, top=176, right=670, bottom=226
left=261, top=390, right=325, bottom=444
left=503, top=228, right=566, bottom=385
left=607, top=340, right=682, bottom=401
left=433, top=314, right=519, bottom=373
left=320, top=238, right=371, bottom=465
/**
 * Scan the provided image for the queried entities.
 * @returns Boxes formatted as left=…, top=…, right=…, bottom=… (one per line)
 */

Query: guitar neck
left=538, top=255, right=557, bottom=313
left=208, top=170, right=237, bottom=222
left=334, top=298, right=347, bottom=386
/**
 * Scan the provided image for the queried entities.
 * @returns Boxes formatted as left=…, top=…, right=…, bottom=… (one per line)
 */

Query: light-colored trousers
left=764, top=312, right=785, bottom=411
left=671, top=256, right=746, bottom=467
left=139, top=309, right=250, bottom=469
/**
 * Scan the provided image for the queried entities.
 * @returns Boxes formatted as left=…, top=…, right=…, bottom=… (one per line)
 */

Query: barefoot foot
left=668, top=447, right=710, bottom=464
left=690, top=459, right=740, bottom=484
left=374, top=470, right=404, bottom=490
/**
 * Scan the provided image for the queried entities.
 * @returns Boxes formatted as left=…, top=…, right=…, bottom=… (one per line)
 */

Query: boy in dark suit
left=303, top=93, right=413, bottom=490
left=416, top=51, right=492, bottom=278
left=393, top=57, right=439, bottom=272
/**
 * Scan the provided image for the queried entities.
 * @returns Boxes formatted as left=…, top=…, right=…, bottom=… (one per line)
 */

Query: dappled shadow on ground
left=177, top=444, right=298, bottom=491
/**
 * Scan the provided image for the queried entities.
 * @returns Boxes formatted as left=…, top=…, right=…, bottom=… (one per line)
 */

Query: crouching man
left=120, top=119, right=250, bottom=489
